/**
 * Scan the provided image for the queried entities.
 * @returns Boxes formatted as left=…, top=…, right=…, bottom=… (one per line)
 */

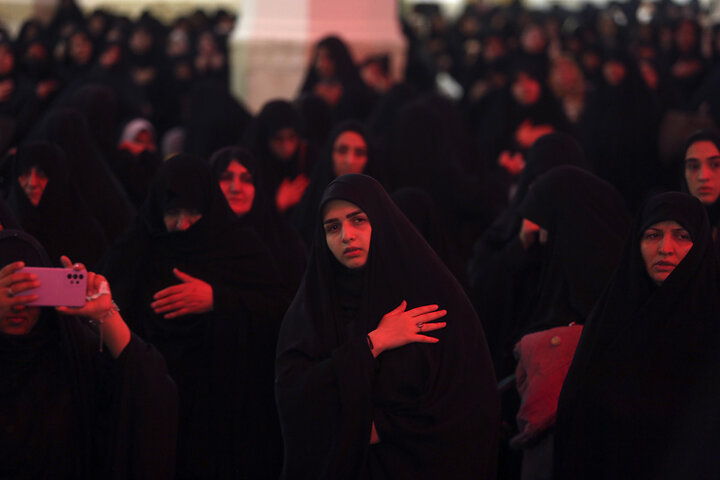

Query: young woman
left=555, top=192, right=720, bottom=480
left=681, top=130, right=720, bottom=256
left=276, top=174, right=500, bottom=479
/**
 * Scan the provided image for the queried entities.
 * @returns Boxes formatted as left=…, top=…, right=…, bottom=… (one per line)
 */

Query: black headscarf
left=101, top=153, right=290, bottom=479
left=519, top=165, right=630, bottom=333
left=555, top=192, right=720, bottom=480
left=276, top=174, right=499, bottom=479
left=0, top=195, right=19, bottom=230
left=39, top=108, right=135, bottom=243
left=7, top=142, right=108, bottom=267
left=467, top=134, right=590, bottom=374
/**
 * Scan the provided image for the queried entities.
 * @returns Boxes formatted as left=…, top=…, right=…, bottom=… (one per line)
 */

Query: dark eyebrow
left=323, top=210, right=364, bottom=225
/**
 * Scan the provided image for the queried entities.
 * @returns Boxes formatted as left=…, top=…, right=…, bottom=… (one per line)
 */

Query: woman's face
left=512, top=72, right=541, bottom=106
left=0, top=305, right=40, bottom=335
left=332, top=131, right=368, bottom=177
left=603, top=60, right=627, bottom=86
left=18, top=167, right=48, bottom=206
left=69, top=32, right=93, bottom=65
left=640, top=220, right=693, bottom=285
left=163, top=208, right=202, bottom=232
left=315, top=46, right=335, bottom=79
left=323, top=199, right=372, bottom=269
left=684, top=140, right=720, bottom=205
left=269, top=127, right=300, bottom=161
left=219, top=160, right=255, bottom=217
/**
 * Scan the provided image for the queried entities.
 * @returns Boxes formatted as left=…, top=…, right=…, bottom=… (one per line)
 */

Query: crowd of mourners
left=2, top=0, right=720, bottom=478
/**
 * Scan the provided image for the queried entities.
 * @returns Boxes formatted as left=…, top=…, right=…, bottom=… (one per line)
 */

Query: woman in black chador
left=276, top=174, right=500, bottom=480
left=101, top=154, right=292, bottom=479
left=7, top=142, right=108, bottom=268
left=555, top=192, right=720, bottom=480
left=0, top=229, right=177, bottom=478
left=210, top=146, right=307, bottom=291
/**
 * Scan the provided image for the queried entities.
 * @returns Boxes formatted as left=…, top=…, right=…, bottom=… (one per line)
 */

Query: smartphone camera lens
left=79, top=274, right=84, bottom=279
left=67, top=273, right=72, bottom=279
left=73, top=274, right=78, bottom=279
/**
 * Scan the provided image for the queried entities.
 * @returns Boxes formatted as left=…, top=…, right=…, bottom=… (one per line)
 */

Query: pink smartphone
left=18, top=267, right=87, bottom=307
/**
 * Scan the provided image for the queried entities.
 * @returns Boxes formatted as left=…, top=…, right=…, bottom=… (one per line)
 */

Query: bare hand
left=515, top=119, right=554, bottom=149
left=56, top=256, right=112, bottom=321
left=275, top=174, right=310, bottom=212
left=368, top=300, right=447, bottom=357
left=151, top=268, right=213, bottom=319
left=57, top=256, right=130, bottom=357
left=498, top=150, right=526, bottom=176
left=0, top=261, right=40, bottom=317
left=518, top=218, right=548, bottom=250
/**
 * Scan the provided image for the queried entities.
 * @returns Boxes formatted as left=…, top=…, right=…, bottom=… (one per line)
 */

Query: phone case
left=18, top=267, right=87, bottom=307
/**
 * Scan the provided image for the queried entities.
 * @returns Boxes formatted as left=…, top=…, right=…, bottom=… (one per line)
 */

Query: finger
left=153, top=285, right=184, bottom=300
left=414, top=335, right=441, bottom=344
left=7, top=278, right=40, bottom=295
left=60, top=256, right=72, bottom=268
left=389, top=300, right=407, bottom=314
left=6, top=293, right=39, bottom=305
left=152, top=298, right=186, bottom=313
left=173, top=268, right=197, bottom=283
left=415, top=310, right=448, bottom=322
left=0, top=261, right=25, bottom=284
left=406, top=304, right=440, bottom=316
left=151, top=295, right=184, bottom=310
left=418, top=321, right=447, bottom=332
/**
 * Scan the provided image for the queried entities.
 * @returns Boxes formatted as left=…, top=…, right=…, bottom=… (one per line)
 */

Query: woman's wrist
left=367, top=330, right=384, bottom=358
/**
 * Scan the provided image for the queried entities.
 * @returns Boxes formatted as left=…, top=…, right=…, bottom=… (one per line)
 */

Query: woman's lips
left=653, top=261, right=676, bottom=270
left=343, top=247, right=362, bottom=257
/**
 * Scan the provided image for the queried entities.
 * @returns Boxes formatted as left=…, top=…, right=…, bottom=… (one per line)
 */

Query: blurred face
left=315, top=46, right=335, bottom=79
left=603, top=60, right=627, bottom=86
left=69, top=32, right=93, bottom=65
left=18, top=167, right=48, bottom=206
left=512, top=72, right=541, bottom=105
left=0, top=44, right=15, bottom=75
left=219, top=160, right=255, bottom=217
left=0, top=305, right=41, bottom=335
left=685, top=140, right=720, bottom=205
left=163, top=208, right=202, bottom=232
left=641, top=220, right=693, bottom=285
left=332, top=131, right=368, bottom=177
left=269, top=128, right=300, bottom=161
left=323, top=199, right=372, bottom=269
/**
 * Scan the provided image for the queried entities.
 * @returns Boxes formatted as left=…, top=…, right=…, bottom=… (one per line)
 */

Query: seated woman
left=680, top=130, right=720, bottom=256
left=0, top=229, right=177, bottom=478
left=555, top=192, right=720, bottom=480
left=276, top=174, right=500, bottom=479
left=101, top=153, right=293, bottom=479
left=211, top=146, right=307, bottom=291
